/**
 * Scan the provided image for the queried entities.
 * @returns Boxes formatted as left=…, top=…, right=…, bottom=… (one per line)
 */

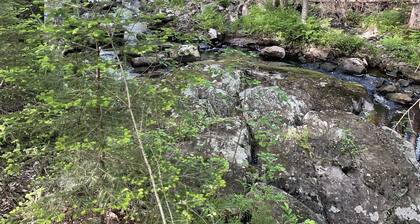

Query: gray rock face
left=339, top=57, right=367, bottom=75
left=240, top=86, right=307, bottom=126
left=180, top=117, right=251, bottom=167
left=183, top=65, right=241, bottom=117
left=175, top=57, right=420, bottom=223
left=246, top=67, right=369, bottom=113
left=269, top=110, right=420, bottom=224
left=260, top=46, right=286, bottom=59
left=250, top=183, right=328, bottom=224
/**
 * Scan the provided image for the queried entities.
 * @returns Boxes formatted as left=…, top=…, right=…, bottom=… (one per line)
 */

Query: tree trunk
left=409, top=4, right=420, bottom=29
left=280, top=0, right=287, bottom=7
left=273, top=0, right=287, bottom=7
left=301, top=0, right=308, bottom=23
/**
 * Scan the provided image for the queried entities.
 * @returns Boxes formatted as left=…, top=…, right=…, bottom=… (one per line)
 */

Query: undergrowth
left=235, top=6, right=365, bottom=54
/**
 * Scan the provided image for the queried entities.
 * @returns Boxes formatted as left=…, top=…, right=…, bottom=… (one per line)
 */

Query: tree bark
left=409, top=4, right=420, bottom=29
left=272, top=0, right=287, bottom=7
left=280, top=0, right=287, bottom=7
left=301, top=0, right=308, bottom=23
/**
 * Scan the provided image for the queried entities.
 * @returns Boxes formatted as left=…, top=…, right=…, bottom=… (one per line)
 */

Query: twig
left=155, top=159, right=175, bottom=224
left=393, top=99, right=420, bottom=130
left=109, top=40, right=167, bottom=224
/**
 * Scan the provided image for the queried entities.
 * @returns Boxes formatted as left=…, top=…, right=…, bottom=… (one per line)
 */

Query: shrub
left=362, top=9, right=407, bottom=32
left=237, top=6, right=306, bottom=42
left=217, top=0, right=230, bottom=8
left=312, top=29, right=365, bottom=54
left=195, top=5, right=226, bottom=32
left=237, top=6, right=365, bottom=53
left=337, top=129, right=360, bottom=157
left=381, top=35, right=420, bottom=65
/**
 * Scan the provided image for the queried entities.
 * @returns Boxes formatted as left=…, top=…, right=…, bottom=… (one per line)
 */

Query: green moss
left=343, top=82, right=365, bottom=94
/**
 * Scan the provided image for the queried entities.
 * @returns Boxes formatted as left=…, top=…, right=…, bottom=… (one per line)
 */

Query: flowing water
left=300, top=62, right=403, bottom=126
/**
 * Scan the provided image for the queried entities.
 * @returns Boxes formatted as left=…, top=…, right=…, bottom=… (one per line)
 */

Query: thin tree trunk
left=280, top=0, right=287, bottom=7
left=409, top=4, right=420, bottom=29
left=301, top=0, right=308, bottom=23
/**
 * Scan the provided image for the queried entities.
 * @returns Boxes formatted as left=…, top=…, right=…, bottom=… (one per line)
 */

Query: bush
left=381, top=35, right=420, bottom=65
left=195, top=5, right=227, bottom=32
left=217, top=0, right=230, bottom=8
left=362, top=9, right=407, bottom=32
left=312, top=29, right=365, bottom=54
left=237, top=6, right=365, bottom=53
left=360, top=9, right=419, bottom=65
left=237, top=6, right=306, bottom=42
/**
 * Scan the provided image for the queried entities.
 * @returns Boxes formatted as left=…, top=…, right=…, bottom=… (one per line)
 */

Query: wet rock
left=398, top=79, right=411, bottom=87
left=304, top=45, right=330, bottom=61
left=400, top=65, right=420, bottom=83
left=407, top=72, right=420, bottom=83
left=361, top=26, right=379, bottom=40
left=252, top=67, right=369, bottom=113
left=198, top=43, right=212, bottom=51
left=320, top=62, right=337, bottom=72
left=171, top=44, right=201, bottom=62
left=377, top=84, right=397, bottom=93
left=260, top=46, right=286, bottom=59
left=225, top=37, right=279, bottom=49
left=387, top=93, right=413, bottom=104
left=386, top=70, right=398, bottom=78
left=105, top=211, right=119, bottom=224
left=131, top=56, right=159, bottom=67
left=99, top=49, right=118, bottom=61
left=339, top=58, right=367, bottom=75
left=208, top=28, right=220, bottom=40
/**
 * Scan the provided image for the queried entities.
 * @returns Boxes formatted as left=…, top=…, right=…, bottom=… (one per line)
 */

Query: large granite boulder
left=339, top=58, right=368, bottom=75
left=260, top=46, right=286, bottom=59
